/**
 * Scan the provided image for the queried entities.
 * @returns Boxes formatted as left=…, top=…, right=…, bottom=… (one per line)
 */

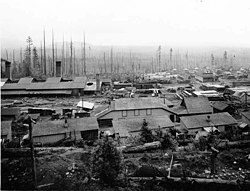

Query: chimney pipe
left=96, top=73, right=100, bottom=91
left=56, top=61, right=62, bottom=77
left=206, top=115, right=211, bottom=122
left=5, top=61, right=11, bottom=79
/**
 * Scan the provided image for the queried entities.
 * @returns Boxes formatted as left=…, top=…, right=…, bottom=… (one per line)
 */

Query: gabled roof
left=33, top=120, right=66, bottom=136
left=180, top=112, right=238, bottom=130
left=113, top=97, right=172, bottom=111
left=211, top=101, right=229, bottom=111
left=113, top=116, right=174, bottom=135
left=95, top=97, right=173, bottom=119
left=33, top=117, right=99, bottom=137
left=242, top=111, right=250, bottom=121
left=181, top=97, right=213, bottom=114
left=68, top=117, right=99, bottom=131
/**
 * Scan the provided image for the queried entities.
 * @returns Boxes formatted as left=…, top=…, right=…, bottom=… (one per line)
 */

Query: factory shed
left=180, top=112, right=238, bottom=134
left=1, top=76, right=87, bottom=96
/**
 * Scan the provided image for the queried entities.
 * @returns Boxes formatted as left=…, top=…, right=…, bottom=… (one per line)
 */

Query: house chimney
left=5, top=61, right=11, bottom=79
left=96, top=73, right=100, bottom=91
left=56, top=61, right=62, bottom=77
left=206, top=115, right=211, bottom=122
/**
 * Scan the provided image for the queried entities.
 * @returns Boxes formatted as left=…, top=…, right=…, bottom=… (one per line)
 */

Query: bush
left=140, top=123, right=154, bottom=143
left=161, top=134, right=178, bottom=150
left=92, top=137, right=122, bottom=186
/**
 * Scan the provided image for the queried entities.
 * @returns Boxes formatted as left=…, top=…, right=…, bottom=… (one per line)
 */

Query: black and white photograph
left=1, top=0, right=250, bottom=190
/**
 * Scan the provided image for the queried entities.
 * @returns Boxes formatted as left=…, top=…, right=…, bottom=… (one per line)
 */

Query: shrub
left=92, top=137, right=122, bottom=186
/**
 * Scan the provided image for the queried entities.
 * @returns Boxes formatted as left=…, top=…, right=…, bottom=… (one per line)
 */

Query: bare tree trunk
left=62, top=36, right=65, bottom=76
left=70, top=38, right=73, bottom=76
left=40, top=41, right=43, bottom=74
left=52, top=29, right=55, bottom=76
left=84, top=33, right=86, bottom=75
left=73, top=47, right=76, bottom=76
left=43, top=28, right=46, bottom=76
left=110, top=48, right=113, bottom=73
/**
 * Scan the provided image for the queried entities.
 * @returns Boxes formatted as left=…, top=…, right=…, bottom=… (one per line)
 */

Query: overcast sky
left=1, top=0, right=250, bottom=48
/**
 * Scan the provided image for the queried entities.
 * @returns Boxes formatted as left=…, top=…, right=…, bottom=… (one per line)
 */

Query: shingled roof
left=242, top=111, right=250, bottom=121
left=113, top=97, right=173, bottom=110
left=181, top=97, right=213, bottom=114
left=211, top=101, right=229, bottom=111
left=180, top=112, right=238, bottom=130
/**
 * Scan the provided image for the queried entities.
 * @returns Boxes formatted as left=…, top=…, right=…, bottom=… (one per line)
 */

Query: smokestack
left=56, top=61, right=62, bottom=77
left=96, top=73, right=100, bottom=91
left=5, top=61, right=11, bottom=79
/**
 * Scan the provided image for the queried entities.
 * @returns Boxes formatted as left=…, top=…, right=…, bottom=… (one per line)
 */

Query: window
left=146, top=109, right=152, bottom=115
left=134, top=109, right=140, bottom=116
left=122, top=110, right=127, bottom=117
left=97, top=119, right=113, bottom=128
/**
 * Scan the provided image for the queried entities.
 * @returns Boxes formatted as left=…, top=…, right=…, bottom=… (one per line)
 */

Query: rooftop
left=112, top=97, right=173, bottom=111
left=241, top=111, right=250, bottom=121
left=181, top=97, right=213, bottom=114
left=211, top=101, right=229, bottom=111
left=180, top=112, right=238, bottom=130
left=33, top=117, right=99, bottom=136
